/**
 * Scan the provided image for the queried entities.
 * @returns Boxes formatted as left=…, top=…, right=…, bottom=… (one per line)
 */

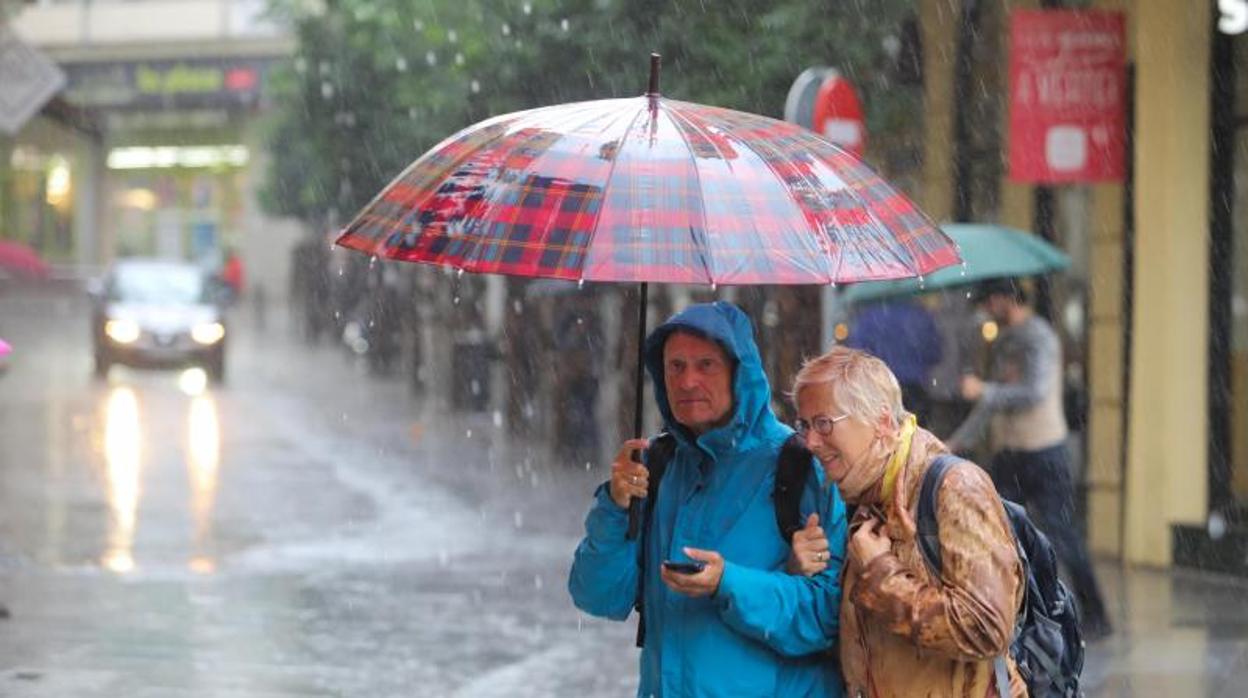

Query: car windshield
left=109, top=265, right=206, bottom=305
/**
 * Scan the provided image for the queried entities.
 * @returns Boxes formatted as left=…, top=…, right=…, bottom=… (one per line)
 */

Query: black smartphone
left=662, top=559, right=706, bottom=575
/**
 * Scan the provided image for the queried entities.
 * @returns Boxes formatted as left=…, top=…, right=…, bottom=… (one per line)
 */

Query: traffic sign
left=0, top=27, right=66, bottom=136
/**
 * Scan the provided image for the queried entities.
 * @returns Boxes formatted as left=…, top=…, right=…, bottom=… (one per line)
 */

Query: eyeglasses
left=794, top=413, right=850, bottom=436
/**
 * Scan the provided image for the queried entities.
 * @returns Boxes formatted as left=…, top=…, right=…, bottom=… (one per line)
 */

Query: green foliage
left=259, top=0, right=920, bottom=225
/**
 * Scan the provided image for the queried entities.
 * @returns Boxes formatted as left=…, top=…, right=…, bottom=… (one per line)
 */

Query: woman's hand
left=848, top=517, right=891, bottom=566
left=787, top=513, right=830, bottom=576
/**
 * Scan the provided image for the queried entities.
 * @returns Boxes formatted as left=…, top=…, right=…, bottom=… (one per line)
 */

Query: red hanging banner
left=1008, top=10, right=1126, bottom=183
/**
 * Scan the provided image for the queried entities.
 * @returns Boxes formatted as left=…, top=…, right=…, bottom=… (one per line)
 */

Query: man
left=947, top=277, right=1111, bottom=638
left=568, top=302, right=846, bottom=697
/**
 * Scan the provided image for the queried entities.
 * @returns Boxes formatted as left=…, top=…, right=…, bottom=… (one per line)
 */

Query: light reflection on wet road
left=0, top=287, right=636, bottom=697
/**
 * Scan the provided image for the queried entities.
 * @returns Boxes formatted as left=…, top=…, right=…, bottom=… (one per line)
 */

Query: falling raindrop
left=456, top=268, right=465, bottom=278
left=395, top=57, right=407, bottom=72
left=447, top=29, right=458, bottom=43
left=295, top=57, right=307, bottom=74
left=470, top=79, right=480, bottom=94
left=710, top=282, right=718, bottom=292
left=513, top=300, right=524, bottom=314
left=425, top=50, right=437, bottom=67
left=466, top=428, right=473, bottom=438
left=453, top=296, right=461, bottom=305
left=534, top=575, right=544, bottom=590
left=369, top=255, right=377, bottom=268
left=455, top=52, right=465, bottom=66
left=413, top=19, right=424, bottom=31
left=514, top=511, right=524, bottom=528
left=493, top=410, right=503, bottom=427
left=577, top=278, right=585, bottom=290
left=501, top=23, right=511, bottom=36
left=321, top=82, right=335, bottom=99
left=522, top=2, right=532, bottom=15
left=561, top=18, right=569, bottom=31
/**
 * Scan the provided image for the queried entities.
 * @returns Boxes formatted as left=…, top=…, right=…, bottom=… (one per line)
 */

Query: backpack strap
left=919, top=454, right=1013, bottom=698
left=992, top=656, right=1010, bottom=698
left=916, top=454, right=961, bottom=575
left=634, top=432, right=676, bottom=648
left=773, top=434, right=813, bottom=543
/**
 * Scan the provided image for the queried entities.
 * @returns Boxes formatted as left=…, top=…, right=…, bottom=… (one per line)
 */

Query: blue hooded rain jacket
left=568, top=302, right=847, bottom=697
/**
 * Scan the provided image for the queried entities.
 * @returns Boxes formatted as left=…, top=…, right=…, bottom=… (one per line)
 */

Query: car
left=89, top=258, right=227, bottom=383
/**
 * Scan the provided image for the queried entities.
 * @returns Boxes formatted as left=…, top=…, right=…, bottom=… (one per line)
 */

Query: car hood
left=106, top=302, right=220, bottom=333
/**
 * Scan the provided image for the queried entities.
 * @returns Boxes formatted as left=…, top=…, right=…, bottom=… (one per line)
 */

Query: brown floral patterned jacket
left=839, top=428, right=1027, bottom=698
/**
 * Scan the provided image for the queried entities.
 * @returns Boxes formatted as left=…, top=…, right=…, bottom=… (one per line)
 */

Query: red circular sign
left=811, top=73, right=866, bottom=157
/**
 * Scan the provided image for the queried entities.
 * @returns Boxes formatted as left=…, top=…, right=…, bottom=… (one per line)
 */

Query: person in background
left=568, top=301, right=846, bottom=697
left=844, top=297, right=943, bottom=425
left=946, top=277, right=1111, bottom=638
left=220, top=248, right=245, bottom=304
left=789, top=346, right=1026, bottom=697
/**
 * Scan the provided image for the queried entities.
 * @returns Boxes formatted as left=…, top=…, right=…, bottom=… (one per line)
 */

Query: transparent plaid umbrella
left=337, top=55, right=961, bottom=535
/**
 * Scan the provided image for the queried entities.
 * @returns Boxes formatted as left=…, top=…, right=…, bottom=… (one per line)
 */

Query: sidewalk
left=1082, top=562, right=1247, bottom=696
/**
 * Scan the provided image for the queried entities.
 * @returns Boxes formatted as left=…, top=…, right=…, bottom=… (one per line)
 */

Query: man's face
left=663, top=332, right=734, bottom=435
left=980, top=293, right=1011, bottom=324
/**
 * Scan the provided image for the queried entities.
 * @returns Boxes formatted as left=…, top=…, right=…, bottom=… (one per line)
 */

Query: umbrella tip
left=647, top=53, right=661, bottom=96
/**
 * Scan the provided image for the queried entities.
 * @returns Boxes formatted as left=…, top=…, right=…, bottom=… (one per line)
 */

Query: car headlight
left=105, top=319, right=141, bottom=344
left=191, top=322, right=225, bottom=345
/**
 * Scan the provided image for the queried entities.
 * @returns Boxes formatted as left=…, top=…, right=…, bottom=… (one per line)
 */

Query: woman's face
left=795, top=381, right=879, bottom=483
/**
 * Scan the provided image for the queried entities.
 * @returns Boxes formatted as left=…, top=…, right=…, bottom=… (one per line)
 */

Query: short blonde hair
left=791, top=346, right=907, bottom=425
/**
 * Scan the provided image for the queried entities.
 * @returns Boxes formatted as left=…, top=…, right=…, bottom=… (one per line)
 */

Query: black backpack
left=917, top=455, right=1084, bottom=698
left=634, top=432, right=812, bottom=647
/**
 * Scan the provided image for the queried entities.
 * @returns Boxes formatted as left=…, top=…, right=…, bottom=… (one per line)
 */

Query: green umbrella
left=839, top=223, right=1070, bottom=305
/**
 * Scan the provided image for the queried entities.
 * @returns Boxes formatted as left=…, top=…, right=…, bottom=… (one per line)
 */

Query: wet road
left=0, top=286, right=635, bottom=697
left=2, top=285, right=1247, bottom=697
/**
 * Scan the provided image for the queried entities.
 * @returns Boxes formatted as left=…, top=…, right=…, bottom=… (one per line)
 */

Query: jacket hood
left=644, top=302, right=788, bottom=455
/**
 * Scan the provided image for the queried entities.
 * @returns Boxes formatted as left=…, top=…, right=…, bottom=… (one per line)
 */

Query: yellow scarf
left=880, top=414, right=917, bottom=502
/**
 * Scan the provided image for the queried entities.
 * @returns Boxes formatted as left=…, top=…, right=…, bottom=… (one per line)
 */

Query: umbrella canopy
left=0, top=240, right=50, bottom=280
left=336, top=55, right=960, bottom=537
left=337, top=79, right=958, bottom=286
left=838, top=223, right=1070, bottom=305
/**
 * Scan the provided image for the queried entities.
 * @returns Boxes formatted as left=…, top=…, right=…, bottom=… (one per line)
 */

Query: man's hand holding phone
left=660, top=547, right=723, bottom=598
left=661, top=560, right=706, bottom=575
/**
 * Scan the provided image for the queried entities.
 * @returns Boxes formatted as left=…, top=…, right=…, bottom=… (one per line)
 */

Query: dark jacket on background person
left=568, top=302, right=847, bottom=697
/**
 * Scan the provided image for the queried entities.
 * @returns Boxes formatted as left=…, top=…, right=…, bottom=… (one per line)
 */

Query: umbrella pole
left=626, top=281, right=648, bottom=540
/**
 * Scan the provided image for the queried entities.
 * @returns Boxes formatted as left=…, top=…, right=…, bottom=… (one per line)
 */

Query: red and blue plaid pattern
left=337, top=96, right=959, bottom=285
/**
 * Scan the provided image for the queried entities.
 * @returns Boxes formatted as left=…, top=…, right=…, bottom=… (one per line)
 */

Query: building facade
left=915, top=0, right=1246, bottom=571
left=6, top=0, right=300, bottom=297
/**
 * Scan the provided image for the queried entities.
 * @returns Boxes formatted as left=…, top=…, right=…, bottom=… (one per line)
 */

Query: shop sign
left=1221, top=0, right=1248, bottom=34
left=61, top=58, right=274, bottom=111
left=1008, top=10, right=1126, bottom=184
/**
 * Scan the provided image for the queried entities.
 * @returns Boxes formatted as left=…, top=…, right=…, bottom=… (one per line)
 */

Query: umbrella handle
left=626, top=282, right=648, bottom=540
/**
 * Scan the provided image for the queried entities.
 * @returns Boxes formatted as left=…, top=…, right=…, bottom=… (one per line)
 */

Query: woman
left=787, top=346, right=1025, bottom=697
